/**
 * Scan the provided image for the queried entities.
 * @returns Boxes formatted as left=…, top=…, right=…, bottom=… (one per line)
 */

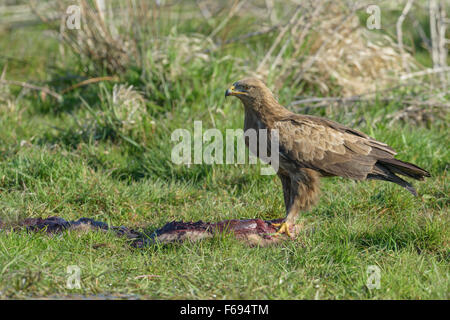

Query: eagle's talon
left=272, top=222, right=293, bottom=238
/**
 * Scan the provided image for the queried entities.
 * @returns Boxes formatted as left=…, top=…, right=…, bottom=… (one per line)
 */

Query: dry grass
left=30, top=0, right=133, bottom=73
left=30, top=0, right=215, bottom=78
left=110, top=84, right=146, bottom=131
left=256, top=1, right=418, bottom=96
left=28, top=0, right=438, bottom=99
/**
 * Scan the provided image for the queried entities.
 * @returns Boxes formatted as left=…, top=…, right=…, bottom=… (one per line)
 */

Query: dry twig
left=0, top=79, right=62, bottom=101
left=396, top=0, right=415, bottom=72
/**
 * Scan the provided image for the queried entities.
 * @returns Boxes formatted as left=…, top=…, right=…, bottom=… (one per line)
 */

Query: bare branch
left=61, top=76, right=118, bottom=94
left=396, top=0, right=415, bottom=72
left=400, top=66, right=450, bottom=80
left=0, top=79, right=62, bottom=101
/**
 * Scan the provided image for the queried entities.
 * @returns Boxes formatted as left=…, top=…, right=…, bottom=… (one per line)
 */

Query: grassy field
left=0, top=0, right=448, bottom=299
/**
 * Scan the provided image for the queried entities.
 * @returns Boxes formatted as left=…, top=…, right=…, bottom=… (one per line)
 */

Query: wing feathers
left=274, top=118, right=378, bottom=179
left=272, top=115, right=426, bottom=187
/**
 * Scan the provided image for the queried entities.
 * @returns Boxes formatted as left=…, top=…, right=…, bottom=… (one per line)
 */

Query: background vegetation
left=0, top=0, right=448, bottom=299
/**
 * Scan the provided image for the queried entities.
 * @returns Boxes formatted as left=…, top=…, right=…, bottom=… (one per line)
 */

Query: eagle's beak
left=225, top=85, right=246, bottom=97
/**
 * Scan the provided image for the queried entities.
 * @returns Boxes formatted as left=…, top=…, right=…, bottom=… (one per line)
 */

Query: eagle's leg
left=272, top=173, right=294, bottom=237
left=278, top=173, right=292, bottom=212
left=274, top=169, right=320, bottom=238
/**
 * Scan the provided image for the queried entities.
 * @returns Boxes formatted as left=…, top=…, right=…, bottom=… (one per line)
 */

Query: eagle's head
left=225, top=77, right=274, bottom=104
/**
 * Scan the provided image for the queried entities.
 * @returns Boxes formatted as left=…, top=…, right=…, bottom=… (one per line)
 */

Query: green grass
left=0, top=1, right=448, bottom=299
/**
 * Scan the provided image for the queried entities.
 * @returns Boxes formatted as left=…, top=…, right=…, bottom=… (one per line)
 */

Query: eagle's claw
left=272, top=222, right=293, bottom=238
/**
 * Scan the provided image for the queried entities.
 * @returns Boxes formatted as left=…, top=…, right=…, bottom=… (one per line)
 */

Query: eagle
left=225, top=78, right=430, bottom=237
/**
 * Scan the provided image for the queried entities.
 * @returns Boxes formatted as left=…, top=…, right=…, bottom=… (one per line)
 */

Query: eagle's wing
left=272, top=114, right=397, bottom=180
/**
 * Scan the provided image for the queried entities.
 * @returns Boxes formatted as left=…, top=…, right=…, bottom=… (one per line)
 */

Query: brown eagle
left=225, top=78, right=430, bottom=237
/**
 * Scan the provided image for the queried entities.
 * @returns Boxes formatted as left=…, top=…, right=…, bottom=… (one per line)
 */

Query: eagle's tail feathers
left=377, top=158, right=430, bottom=180
left=367, top=159, right=430, bottom=197
left=367, top=172, right=418, bottom=196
